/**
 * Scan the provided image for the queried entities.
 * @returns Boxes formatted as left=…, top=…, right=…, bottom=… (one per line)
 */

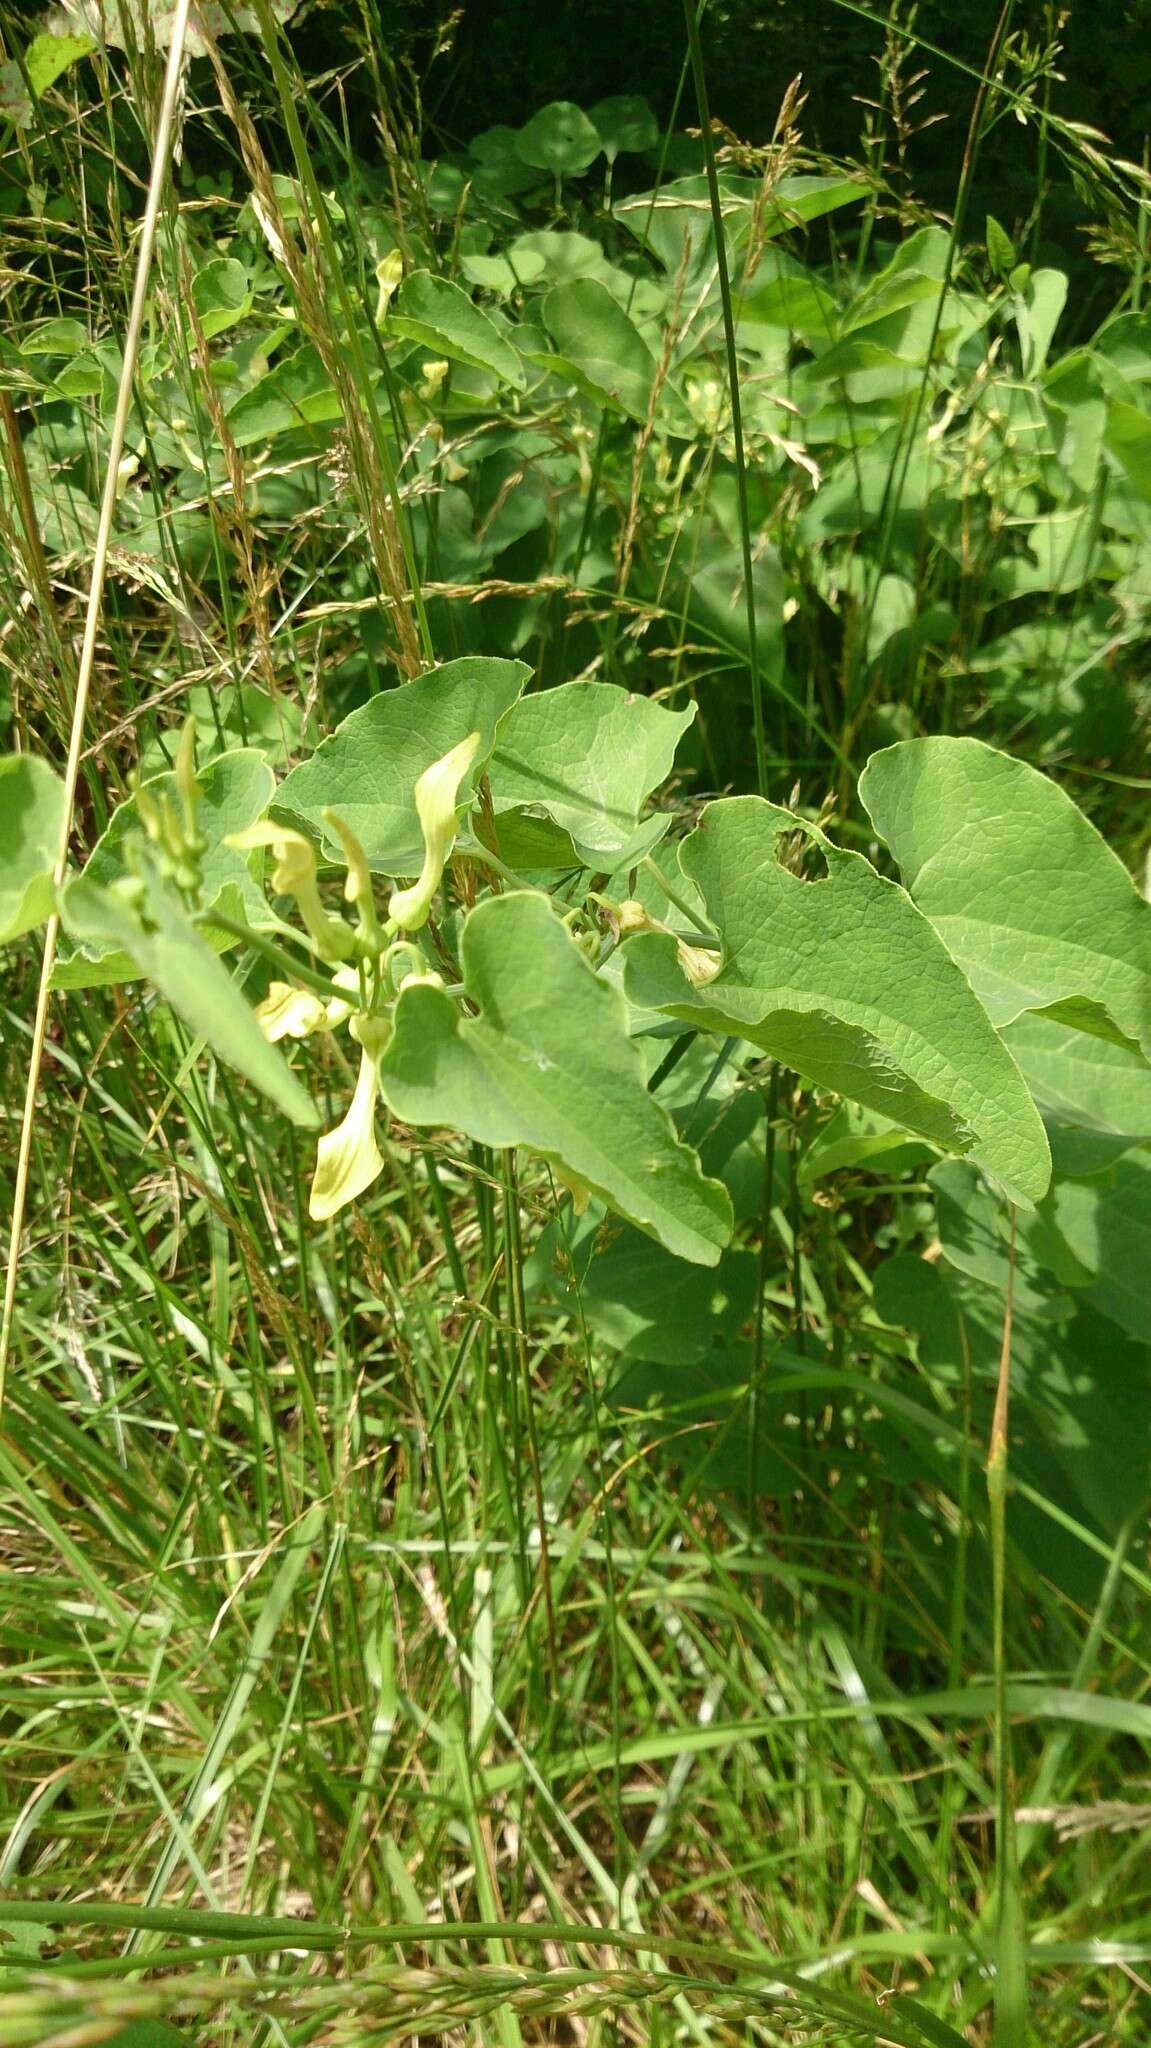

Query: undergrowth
left=0, top=4, right=1149, bottom=2047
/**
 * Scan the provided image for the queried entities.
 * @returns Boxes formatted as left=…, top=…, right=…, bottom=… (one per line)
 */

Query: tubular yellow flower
left=676, top=938, right=722, bottom=987
left=308, top=1021, right=391, bottom=1223
left=323, top=808, right=383, bottom=950
left=227, top=820, right=354, bottom=961
left=309, top=1049, right=384, bottom=1221
left=256, top=981, right=330, bottom=1043
left=388, top=731, right=481, bottom=932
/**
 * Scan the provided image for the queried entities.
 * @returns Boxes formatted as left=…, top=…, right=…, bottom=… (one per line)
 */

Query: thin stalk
left=988, top=1207, right=1027, bottom=2047
left=681, top=0, right=767, bottom=796
left=747, top=1064, right=780, bottom=1525
left=0, top=0, right=195, bottom=1418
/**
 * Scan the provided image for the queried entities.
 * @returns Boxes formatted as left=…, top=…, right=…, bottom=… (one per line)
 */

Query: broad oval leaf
left=487, top=681, right=694, bottom=867
left=589, top=94, right=659, bottom=163
left=623, top=796, right=1051, bottom=1205
left=859, top=736, right=1151, bottom=1056
left=389, top=270, right=525, bottom=389
left=0, top=753, right=65, bottom=944
left=60, top=862, right=318, bottom=1129
left=1001, top=1010, right=1151, bottom=1174
left=191, top=255, right=252, bottom=340
left=540, top=279, right=684, bottom=424
left=274, top=656, right=530, bottom=869
left=514, top=101, right=602, bottom=179
left=379, top=892, right=732, bottom=1265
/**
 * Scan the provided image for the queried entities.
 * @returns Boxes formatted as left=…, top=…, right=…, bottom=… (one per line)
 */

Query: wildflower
left=389, top=731, right=481, bottom=932
left=308, top=1016, right=391, bottom=1222
left=227, top=820, right=355, bottom=962
left=256, top=981, right=330, bottom=1042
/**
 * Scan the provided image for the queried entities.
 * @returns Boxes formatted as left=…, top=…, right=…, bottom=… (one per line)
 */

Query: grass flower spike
left=389, top=731, right=481, bottom=932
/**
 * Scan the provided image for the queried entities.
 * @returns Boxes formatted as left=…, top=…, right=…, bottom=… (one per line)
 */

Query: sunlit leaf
left=860, top=737, right=1151, bottom=1056
left=0, top=754, right=65, bottom=945
left=379, top=891, right=732, bottom=1265
left=623, top=795, right=1051, bottom=1205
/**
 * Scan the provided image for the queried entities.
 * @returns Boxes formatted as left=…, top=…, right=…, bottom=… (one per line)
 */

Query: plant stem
left=681, top=0, right=767, bottom=797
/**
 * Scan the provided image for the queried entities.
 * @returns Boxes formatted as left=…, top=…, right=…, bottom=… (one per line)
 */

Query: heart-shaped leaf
left=191, top=256, right=253, bottom=340
left=487, top=682, right=693, bottom=867
left=275, top=657, right=530, bottom=870
left=389, top=271, right=525, bottom=389
left=860, top=736, right=1151, bottom=1056
left=514, top=101, right=602, bottom=179
left=379, top=891, right=732, bottom=1265
left=623, top=796, right=1051, bottom=1205
left=589, top=94, right=659, bottom=164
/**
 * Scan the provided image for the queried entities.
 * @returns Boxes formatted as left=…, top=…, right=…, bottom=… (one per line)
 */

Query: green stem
left=195, top=911, right=344, bottom=1003
left=681, top=0, right=767, bottom=797
left=989, top=1207, right=1028, bottom=2047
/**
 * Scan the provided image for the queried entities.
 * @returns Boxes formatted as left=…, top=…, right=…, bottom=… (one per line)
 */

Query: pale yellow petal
left=308, top=1048, right=385, bottom=1222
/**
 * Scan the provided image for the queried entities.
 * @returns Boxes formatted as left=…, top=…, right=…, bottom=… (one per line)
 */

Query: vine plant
left=4, top=654, right=1148, bottom=1284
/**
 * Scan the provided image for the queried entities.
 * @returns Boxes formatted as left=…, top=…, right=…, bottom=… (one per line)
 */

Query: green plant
left=3, top=12, right=1151, bottom=2046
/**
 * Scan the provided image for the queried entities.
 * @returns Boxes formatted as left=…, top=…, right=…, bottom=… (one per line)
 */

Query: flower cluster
left=228, top=731, right=480, bottom=1221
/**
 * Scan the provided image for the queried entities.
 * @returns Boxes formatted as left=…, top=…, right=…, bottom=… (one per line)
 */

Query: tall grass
left=1, top=5, right=1149, bottom=2047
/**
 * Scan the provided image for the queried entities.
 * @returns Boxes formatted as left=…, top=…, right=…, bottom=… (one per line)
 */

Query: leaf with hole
left=623, top=795, right=1051, bottom=1205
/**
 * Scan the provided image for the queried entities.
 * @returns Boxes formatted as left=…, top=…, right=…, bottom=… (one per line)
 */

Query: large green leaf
left=487, top=682, right=694, bottom=868
left=60, top=862, right=318, bottom=1129
left=1046, top=1148, right=1151, bottom=1341
left=859, top=737, right=1151, bottom=1055
left=589, top=94, right=658, bottom=163
left=224, top=343, right=354, bottom=448
left=0, top=754, right=65, bottom=944
left=389, top=271, right=525, bottom=389
left=274, top=657, right=530, bottom=869
left=379, top=892, right=732, bottom=1265
left=623, top=796, right=1051, bottom=1205
left=1000, top=1010, right=1151, bottom=1173
left=54, top=749, right=277, bottom=989
left=539, top=279, right=682, bottom=424
left=191, top=255, right=253, bottom=340
left=514, top=101, right=602, bottom=179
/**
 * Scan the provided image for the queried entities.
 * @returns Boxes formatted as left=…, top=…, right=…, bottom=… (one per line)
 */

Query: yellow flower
left=375, top=250, right=404, bottom=323
left=389, top=731, right=481, bottom=932
left=227, top=820, right=354, bottom=961
left=323, top=809, right=383, bottom=949
left=256, top=981, right=330, bottom=1042
left=676, top=938, right=721, bottom=987
left=308, top=1019, right=391, bottom=1222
